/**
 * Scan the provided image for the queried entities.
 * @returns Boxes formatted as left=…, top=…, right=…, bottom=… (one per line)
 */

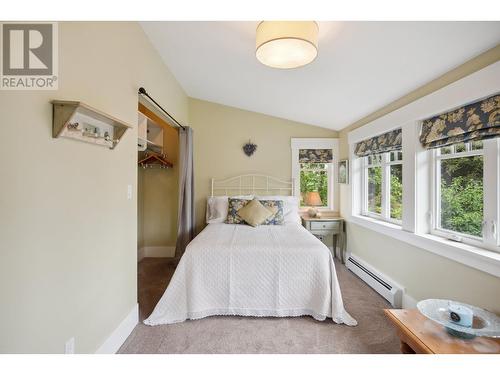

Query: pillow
left=225, top=198, right=251, bottom=224
left=258, top=200, right=285, bottom=225
left=256, top=195, right=300, bottom=224
left=206, top=195, right=253, bottom=224
left=236, top=199, right=278, bottom=227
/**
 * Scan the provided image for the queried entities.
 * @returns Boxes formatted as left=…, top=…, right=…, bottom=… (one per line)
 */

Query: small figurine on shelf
left=82, top=123, right=100, bottom=138
left=67, top=122, right=79, bottom=131
left=104, top=131, right=111, bottom=141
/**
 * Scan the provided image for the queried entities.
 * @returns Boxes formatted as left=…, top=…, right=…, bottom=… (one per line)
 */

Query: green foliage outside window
left=367, top=165, right=402, bottom=220
left=440, top=155, right=483, bottom=237
left=300, top=163, right=328, bottom=206
left=390, top=165, right=403, bottom=220
left=367, top=167, right=382, bottom=214
left=365, top=146, right=483, bottom=234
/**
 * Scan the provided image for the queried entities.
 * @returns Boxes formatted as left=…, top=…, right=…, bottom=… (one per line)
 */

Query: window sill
left=349, top=214, right=500, bottom=278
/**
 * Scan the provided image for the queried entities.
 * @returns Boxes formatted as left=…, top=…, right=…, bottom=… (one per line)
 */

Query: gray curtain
left=175, top=126, right=195, bottom=259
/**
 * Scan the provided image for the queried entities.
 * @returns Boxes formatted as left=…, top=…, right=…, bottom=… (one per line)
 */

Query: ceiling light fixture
left=255, top=21, right=318, bottom=69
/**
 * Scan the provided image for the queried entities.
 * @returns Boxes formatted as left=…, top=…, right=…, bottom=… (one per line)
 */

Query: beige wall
left=338, top=46, right=500, bottom=314
left=346, top=224, right=500, bottom=313
left=0, top=22, right=188, bottom=353
left=189, top=98, right=338, bottom=232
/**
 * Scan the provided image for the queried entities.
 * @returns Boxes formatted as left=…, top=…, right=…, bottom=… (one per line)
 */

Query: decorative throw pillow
left=256, top=196, right=300, bottom=224
left=206, top=195, right=253, bottom=224
left=259, top=200, right=285, bottom=225
left=236, top=199, right=277, bottom=227
left=225, top=198, right=251, bottom=224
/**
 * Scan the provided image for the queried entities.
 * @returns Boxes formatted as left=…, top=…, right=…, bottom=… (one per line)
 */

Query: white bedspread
left=144, top=223, right=357, bottom=326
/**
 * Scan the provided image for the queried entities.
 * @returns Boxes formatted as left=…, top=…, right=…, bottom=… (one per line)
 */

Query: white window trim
left=291, top=138, right=339, bottom=212
left=347, top=60, right=500, bottom=278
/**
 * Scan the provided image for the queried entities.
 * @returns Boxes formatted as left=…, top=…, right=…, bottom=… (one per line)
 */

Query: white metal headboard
left=211, top=174, right=295, bottom=197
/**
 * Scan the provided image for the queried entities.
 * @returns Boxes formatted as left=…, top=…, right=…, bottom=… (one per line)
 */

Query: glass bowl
left=417, top=299, right=500, bottom=339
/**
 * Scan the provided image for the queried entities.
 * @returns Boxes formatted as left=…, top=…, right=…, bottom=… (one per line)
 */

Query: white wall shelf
left=52, top=100, right=132, bottom=150
left=137, top=111, right=163, bottom=152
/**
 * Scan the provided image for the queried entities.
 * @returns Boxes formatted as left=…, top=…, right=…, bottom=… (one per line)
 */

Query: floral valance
left=299, top=149, right=333, bottom=163
left=354, top=128, right=402, bottom=157
left=420, top=94, right=500, bottom=149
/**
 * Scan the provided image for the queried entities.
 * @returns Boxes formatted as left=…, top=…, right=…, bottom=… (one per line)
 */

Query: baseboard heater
left=345, top=253, right=403, bottom=308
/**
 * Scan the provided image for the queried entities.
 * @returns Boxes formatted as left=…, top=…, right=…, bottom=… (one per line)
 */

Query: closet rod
left=138, top=87, right=186, bottom=130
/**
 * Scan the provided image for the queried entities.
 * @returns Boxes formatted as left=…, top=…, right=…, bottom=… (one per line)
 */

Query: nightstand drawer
left=310, top=221, right=340, bottom=232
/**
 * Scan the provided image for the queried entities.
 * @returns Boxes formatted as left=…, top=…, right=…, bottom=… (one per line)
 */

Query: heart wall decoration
left=242, top=140, right=257, bottom=157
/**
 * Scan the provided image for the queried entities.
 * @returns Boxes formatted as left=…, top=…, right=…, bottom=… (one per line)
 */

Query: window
left=431, top=137, right=500, bottom=251
left=299, top=161, right=332, bottom=208
left=291, top=139, right=339, bottom=211
left=362, top=151, right=403, bottom=224
left=433, top=141, right=484, bottom=242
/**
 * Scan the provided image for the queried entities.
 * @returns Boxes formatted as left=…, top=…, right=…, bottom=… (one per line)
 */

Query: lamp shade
left=256, top=21, right=318, bottom=69
left=304, top=191, right=323, bottom=206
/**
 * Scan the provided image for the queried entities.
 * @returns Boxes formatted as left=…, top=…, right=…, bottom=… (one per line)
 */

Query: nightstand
left=301, top=214, right=346, bottom=263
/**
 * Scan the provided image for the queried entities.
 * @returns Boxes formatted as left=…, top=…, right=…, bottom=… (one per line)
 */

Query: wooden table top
left=384, top=309, right=500, bottom=354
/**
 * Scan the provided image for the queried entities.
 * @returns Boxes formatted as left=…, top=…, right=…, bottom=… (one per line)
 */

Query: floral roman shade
left=299, top=149, right=333, bottom=163
left=354, top=128, right=402, bottom=157
left=420, top=94, right=500, bottom=149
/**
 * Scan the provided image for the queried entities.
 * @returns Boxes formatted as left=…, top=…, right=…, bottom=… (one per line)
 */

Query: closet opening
left=136, top=100, right=179, bottom=320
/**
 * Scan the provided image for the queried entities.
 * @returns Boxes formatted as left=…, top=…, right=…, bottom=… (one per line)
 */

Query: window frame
left=361, top=151, right=403, bottom=225
left=430, top=138, right=499, bottom=252
left=291, top=138, right=339, bottom=212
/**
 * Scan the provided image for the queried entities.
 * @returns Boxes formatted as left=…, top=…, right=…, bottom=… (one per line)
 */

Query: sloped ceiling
left=142, top=21, right=500, bottom=130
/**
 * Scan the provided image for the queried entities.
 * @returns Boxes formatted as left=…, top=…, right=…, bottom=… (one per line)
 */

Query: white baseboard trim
left=138, top=247, right=145, bottom=262
left=138, top=246, right=175, bottom=261
left=96, top=303, right=138, bottom=354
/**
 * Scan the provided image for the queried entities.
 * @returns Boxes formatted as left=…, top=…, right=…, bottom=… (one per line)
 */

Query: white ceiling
left=141, top=21, right=500, bottom=131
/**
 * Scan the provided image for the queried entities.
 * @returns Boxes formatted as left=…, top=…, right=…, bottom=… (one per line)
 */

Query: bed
left=144, top=175, right=357, bottom=326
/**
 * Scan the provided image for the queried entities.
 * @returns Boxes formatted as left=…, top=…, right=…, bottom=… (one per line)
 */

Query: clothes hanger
left=138, top=151, right=173, bottom=169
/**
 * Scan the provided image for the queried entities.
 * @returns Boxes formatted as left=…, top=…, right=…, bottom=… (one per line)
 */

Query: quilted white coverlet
left=144, top=223, right=357, bottom=326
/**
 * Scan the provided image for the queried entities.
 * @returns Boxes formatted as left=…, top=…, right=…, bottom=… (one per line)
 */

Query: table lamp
left=304, top=191, right=322, bottom=218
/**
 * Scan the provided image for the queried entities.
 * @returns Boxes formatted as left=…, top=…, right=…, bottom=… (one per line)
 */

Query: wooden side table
left=384, top=309, right=500, bottom=354
left=301, top=213, right=346, bottom=263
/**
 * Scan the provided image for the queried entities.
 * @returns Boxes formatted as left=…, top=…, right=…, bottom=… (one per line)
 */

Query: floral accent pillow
left=225, top=198, right=251, bottom=224
left=236, top=199, right=277, bottom=227
left=225, top=198, right=284, bottom=225
left=259, top=200, right=284, bottom=225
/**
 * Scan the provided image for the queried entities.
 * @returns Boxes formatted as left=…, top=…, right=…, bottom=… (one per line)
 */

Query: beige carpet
left=118, top=257, right=400, bottom=354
